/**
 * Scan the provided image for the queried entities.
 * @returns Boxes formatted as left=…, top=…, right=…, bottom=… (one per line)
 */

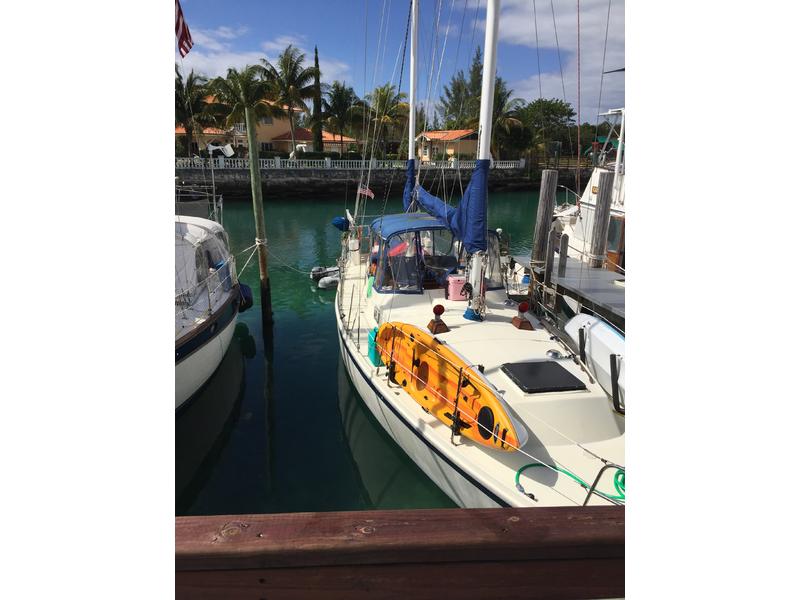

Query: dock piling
left=530, top=169, right=559, bottom=273
left=589, top=170, right=615, bottom=269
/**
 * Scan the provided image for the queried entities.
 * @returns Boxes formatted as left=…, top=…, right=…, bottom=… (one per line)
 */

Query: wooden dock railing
left=176, top=505, right=624, bottom=599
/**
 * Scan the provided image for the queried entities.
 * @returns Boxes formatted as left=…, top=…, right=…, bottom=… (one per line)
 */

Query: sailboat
left=334, top=0, right=624, bottom=508
left=175, top=186, right=253, bottom=409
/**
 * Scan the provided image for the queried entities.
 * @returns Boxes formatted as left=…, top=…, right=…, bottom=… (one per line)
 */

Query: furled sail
left=414, top=159, right=489, bottom=254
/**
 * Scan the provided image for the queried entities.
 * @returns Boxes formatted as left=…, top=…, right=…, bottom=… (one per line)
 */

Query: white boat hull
left=175, top=311, right=238, bottom=410
left=335, top=301, right=505, bottom=508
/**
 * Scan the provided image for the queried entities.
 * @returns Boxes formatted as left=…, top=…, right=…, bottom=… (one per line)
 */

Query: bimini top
left=370, top=212, right=447, bottom=239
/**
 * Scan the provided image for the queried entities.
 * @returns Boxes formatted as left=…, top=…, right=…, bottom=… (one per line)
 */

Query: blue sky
left=178, top=0, right=624, bottom=124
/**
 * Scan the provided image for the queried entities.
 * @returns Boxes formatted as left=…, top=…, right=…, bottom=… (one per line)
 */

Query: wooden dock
left=517, top=253, right=625, bottom=332
left=176, top=506, right=624, bottom=599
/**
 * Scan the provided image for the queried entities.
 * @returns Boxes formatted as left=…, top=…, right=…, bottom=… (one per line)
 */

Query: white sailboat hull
left=175, top=311, right=238, bottom=410
left=337, top=316, right=504, bottom=508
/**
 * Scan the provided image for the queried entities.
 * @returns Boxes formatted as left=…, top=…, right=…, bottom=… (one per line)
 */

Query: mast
left=464, top=0, right=500, bottom=322
left=408, top=0, right=418, bottom=161
left=401, top=0, right=419, bottom=211
left=477, top=0, right=500, bottom=160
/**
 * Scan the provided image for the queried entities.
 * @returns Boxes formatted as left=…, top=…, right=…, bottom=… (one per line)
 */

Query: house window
left=259, top=116, right=273, bottom=125
left=260, top=142, right=273, bottom=152
left=423, top=146, right=429, bottom=157
left=234, top=123, right=246, bottom=134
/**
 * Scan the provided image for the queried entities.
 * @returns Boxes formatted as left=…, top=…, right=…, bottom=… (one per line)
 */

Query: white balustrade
left=175, top=157, right=524, bottom=170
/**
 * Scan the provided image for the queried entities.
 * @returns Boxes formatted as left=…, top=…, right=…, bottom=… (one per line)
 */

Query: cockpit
left=369, top=213, right=504, bottom=294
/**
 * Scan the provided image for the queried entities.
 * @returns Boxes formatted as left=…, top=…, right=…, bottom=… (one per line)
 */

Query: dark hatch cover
left=501, top=361, right=587, bottom=394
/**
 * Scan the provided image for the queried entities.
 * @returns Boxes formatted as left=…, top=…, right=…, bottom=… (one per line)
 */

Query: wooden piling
left=244, top=106, right=273, bottom=325
left=589, top=170, right=615, bottom=269
left=176, top=506, right=624, bottom=600
left=530, top=169, right=559, bottom=273
left=558, top=233, right=569, bottom=277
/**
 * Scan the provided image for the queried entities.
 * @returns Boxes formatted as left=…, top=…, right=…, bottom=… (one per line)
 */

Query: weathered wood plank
left=176, top=558, right=624, bottom=600
left=176, top=506, right=624, bottom=571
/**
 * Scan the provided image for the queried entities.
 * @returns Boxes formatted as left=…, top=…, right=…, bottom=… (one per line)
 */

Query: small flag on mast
left=175, top=0, right=194, bottom=57
left=358, top=185, right=374, bottom=199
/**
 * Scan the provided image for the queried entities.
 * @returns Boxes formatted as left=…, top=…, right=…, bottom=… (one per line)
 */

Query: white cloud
left=177, top=49, right=266, bottom=78
left=176, top=29, right=352, bottom=83
left=261, top=35, right=352, bottom=84
left=479, top=0, right=625, bottom=122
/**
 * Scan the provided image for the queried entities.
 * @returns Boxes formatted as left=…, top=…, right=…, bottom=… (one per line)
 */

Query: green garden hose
left=515, top=463, right=625, bottom=503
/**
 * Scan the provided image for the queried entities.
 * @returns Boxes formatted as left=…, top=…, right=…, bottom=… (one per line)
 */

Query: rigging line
left=531, top=0, right=542, bottom=98
left=595, top=0, right=613, bottom=137
left=576, top=0, right=581, bottom=195
left=549, top=0, right=573, bottom=157
left=423, top=0, right=444, bottom=132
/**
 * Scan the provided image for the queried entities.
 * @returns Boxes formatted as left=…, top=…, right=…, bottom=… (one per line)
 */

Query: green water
left=176, top=189, right=550, bottom=516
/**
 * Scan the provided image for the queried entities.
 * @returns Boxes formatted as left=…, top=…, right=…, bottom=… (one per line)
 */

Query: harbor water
left=176, top=189, right=554, bottom=516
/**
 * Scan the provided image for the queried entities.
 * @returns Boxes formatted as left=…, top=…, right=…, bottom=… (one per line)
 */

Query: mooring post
left=544, top=229, right=558, bottom=289
left=244, top=106, right=273, bottom=326
left=588, top=170, right=615, bottom=269
left=531, top=169, right=559, bottom=274
left=558, top=233, right=569, bottom=277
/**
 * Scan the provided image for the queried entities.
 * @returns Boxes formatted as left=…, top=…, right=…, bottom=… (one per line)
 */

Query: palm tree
left=324, top=81, right=358, bottom=154
left=175, top=66, right=213, bottom=157
left=260, top=45, right=317, bottom=156
left=362, top=83, right=408, bottom=158
left=467, top=78, right=524, bottom=159
left=209, top=65, right=282, bottom=324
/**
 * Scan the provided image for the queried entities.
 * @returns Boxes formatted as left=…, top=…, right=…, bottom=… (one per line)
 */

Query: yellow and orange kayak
left=376, top=322, right=524, bottom=452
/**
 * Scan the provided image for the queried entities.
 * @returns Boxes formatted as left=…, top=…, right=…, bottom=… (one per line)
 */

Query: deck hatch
left=501, top=360, right=587, bottom=394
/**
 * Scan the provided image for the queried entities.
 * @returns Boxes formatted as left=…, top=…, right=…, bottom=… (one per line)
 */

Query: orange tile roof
left=272, top=127, right=356, bottom=143
left=175, top=126, right=227, bottom=135
left=417, top=129, right=475, bottom=141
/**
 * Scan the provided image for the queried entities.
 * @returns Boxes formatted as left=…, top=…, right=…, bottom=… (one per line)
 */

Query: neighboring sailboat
left=334, top=0, right=624, bottom=508
left=175, top=188, right=253, bottom=409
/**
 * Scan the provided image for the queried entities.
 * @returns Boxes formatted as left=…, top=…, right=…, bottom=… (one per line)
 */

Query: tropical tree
left=209, top=65, right=283, bottom=323
left=438, top=47, right=483, bottom=130
left=175, top=66, right=214, bottom=157
left=260, top=45, right=317, bottom=155
left=466, top=77, right=524, bottom=158
left=311, top=46, right=323, bottom=152
left=324, top=81, right=359, bottom=154
left=361, top=83, right=408, bottom=158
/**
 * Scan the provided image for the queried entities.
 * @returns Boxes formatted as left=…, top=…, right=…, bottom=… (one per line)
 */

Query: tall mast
left=408, top=0, right=418, bottom=161
left=463, top=0, right=500, bottom=323
left=477, top=0, right=500, bottom=160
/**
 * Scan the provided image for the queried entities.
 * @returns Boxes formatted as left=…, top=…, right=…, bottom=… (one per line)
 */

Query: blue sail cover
left=415, top=159, right=490, bottom=254
left=402, top=159, right=416, bottom=211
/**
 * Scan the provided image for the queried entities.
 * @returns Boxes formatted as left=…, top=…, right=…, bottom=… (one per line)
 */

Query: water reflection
left=175, top=324, right=254, bottom=510
left=336, top=359, right=455, bottom=509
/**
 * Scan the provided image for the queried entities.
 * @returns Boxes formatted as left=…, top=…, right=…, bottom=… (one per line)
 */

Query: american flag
left=358, top=185, right=374, bottom=199
left=175, top=0, right=194, bottom=57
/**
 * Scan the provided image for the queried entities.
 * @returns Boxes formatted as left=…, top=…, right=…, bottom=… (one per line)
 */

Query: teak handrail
left=176, top=506, right=624, bottom=599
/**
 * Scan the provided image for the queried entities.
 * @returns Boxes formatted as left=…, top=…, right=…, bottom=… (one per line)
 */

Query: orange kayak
left=376, top=322, right=523, bottom=452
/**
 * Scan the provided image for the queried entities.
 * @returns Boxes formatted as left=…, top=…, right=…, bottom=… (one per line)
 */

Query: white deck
left=336, top=246, right=625, bottom=508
